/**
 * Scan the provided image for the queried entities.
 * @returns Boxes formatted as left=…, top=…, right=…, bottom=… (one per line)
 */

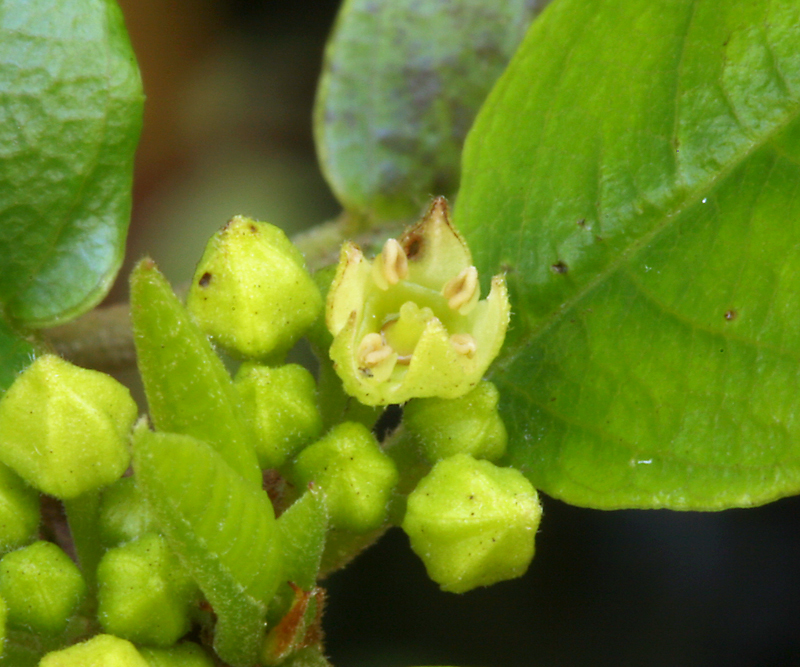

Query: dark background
left=113, top=2, right=800, bottom=665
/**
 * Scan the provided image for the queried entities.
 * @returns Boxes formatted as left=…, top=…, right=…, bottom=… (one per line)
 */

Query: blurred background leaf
left=314, top=0, right=546, bottom=223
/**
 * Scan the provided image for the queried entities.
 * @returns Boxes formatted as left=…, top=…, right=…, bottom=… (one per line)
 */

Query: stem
left=63, top=491, right=103, bottom=600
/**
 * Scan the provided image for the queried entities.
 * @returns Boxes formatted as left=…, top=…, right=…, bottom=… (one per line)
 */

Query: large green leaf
left=0, top=0, right=143, bottom=327
left=314, top=0, right=543, bottom=221
left=456, top=0, right=800, bottom=509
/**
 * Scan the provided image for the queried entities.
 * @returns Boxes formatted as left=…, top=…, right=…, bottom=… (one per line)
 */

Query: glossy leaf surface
left=0, top=0, right=143, bottom=326
left=457, top=0, right=800, bottom=509
left=0, top=320, right=34, bottom=392
left=133, top=428, right=282, bottom=667
left=315, top=0, right=542, bottom=220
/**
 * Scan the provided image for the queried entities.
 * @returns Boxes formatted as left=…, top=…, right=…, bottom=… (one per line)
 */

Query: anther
left=443, top=266, right=479, bottom=312
left=450, top=333, right=477, bottom=357
left=358, top=333, right=394, bottom=367
left=381, top=238, right=408, bottom=285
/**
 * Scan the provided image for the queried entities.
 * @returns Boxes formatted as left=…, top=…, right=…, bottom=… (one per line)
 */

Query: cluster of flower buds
left=0, top=202, right=541, bottom=665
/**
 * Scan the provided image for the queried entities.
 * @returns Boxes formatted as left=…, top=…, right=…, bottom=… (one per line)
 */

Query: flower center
left=381, top=302, right=434, bottom=364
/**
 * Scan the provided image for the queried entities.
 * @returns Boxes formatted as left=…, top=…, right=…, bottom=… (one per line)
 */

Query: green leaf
left=275, top=489, right=328, bottom=593
left=314, top=0, right=542, bottom=221
left=130, top=259, right=262, bottom=488
left=133, top=428, right=282, bottom=667
left=0, top=0, right=143, bottom=327
left=457, top=0, right=800, bottom=509
left=0, top=319, right=34, bottom=392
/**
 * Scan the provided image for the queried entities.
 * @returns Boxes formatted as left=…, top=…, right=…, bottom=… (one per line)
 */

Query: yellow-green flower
left=326, top=198, right=510, bottom=406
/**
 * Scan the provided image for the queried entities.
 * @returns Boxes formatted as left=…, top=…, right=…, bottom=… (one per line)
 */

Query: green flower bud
left=402, top=454, right=542, bottom=593
left=290, top=422, right=398, bottom=533
left=98, top=476, right=154, bottom=548
left=0, top=355, right=137, bottom=499
left=326, top=198, right=510, bottom=405
left=235, top=363, right=323, bottom=469
left=97, top=533, right=199, bottom=646
left=404, top=381, right=507, bottom=462
left=187, top=216, right=323, bottom=359
left=0, top=541, right=86, bottom=634
left=39, top=634, right=149, bottom=667
left=0, top=463, right=39, bottom=553
left=138, top=642, right=215, bottom=667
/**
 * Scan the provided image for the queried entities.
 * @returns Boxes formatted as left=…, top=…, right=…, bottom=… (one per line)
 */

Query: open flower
left=326, top=197, right=510, bottom=406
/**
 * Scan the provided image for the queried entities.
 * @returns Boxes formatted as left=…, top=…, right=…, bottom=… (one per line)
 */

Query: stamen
left=381, top=238, right=408, bottom=285
left=443, top=266, right=479, bottom=313
left=450, top=333, right=477, bottom=357
left=358, top=333, right=393, bottom=367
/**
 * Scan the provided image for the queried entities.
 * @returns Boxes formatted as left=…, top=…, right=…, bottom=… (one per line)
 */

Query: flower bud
left=0, top=541, right=86, bottom=634
left=97, top=533, right=199, bottom=647
left=235, top=363, right=323, bottom=469
left=326, top=198, right=510, bottom=405
left=290, top=422, right=398, bottom=533
left=402, top=454, right=541, bottom=593
left=98, top=476, right=154, bottom=548
left=138, top=642, right=215, bottom=667
left=403, top=381, right=507, bottom=462
left=39, top=634, right=149, bottom=667
left=0, top=463, right=39, bottom=552
left=187, top=216, right=323, bottom=359
left=0, top=355, right=136, bottom=499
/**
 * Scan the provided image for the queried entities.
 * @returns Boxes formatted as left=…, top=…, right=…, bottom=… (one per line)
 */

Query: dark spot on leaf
left=577, top=218, right=586, bottom=227
left=595, top=235, right=604, bottom=242
left=551, top=261, right=568, bottom=274
left=725, top=310, right=737, bottom=321
left=198, top=272, right=212, bottom=287
left=500, top=263, right=515, bottom=274
left=249, top=224, right=258, bottom=233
